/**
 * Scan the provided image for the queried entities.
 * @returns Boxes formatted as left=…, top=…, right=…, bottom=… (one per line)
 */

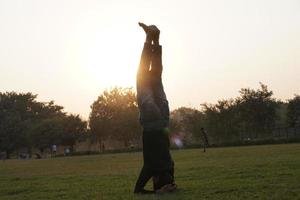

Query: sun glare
left=66, top=25, right=142, bottom=90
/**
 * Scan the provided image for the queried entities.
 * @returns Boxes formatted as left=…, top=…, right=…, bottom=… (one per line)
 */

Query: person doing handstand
left=134, top=22, right=177, bottom=194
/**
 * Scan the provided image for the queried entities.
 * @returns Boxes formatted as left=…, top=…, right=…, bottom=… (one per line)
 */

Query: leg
left=136, top=23, right=163, bottom=125
left=149, top=25, right=162, bottom=79
left=150, top=43, right=170, bottom=123
left=150, top=45, right=166, bottom=98
left=149, top=27, right=167, bottom=102
left=150, top=46, right=162, bottom=78
left=138, top=22, right=162, bottom=81
left=136, top=23, right=155, bottom=106
left=137, top=22, right=158, bottom=89
left=136, top=42, right=152, bottom=90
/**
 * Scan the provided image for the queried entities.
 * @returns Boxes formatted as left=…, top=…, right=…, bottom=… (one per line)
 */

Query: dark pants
left=134, top=129, right=174, bottom=192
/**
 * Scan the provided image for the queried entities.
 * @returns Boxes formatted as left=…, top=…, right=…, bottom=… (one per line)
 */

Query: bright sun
left=66, top=26, right=142, bottom=90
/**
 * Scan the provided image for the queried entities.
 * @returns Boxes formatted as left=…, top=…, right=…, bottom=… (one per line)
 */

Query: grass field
left=0, top=143, right=300, bottom=200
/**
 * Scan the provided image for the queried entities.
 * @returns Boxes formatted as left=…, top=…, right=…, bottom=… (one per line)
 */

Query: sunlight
left=67, top=23, right=141, bottom=89
left=82, top=28, right=138, bottom=87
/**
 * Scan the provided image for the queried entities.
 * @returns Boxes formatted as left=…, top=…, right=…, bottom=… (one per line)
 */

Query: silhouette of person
left=51, top=144, right=57, bottom=157
left=201, top=127, right=209, bottom=152
left=134, top=22, right=176, bottom=194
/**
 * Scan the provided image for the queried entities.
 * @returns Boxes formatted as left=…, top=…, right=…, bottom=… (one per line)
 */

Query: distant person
left=0, top=151, right=6, bottom=161
left=134, top=22, right=177, bottom=194
left=19, top=153, right=28, bottom=159
left=39, top=147, right=44, bottom=158
left=102, top=143, right=105, bottom=152
left=64, top=147, right=70, bottom=156
left=52, top=144, right=57, bottom=157
left=201, top=128, right=209, bottom=152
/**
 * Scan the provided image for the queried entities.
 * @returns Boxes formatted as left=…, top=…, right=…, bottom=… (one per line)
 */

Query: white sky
left=0, top=0, right=300, bottom=119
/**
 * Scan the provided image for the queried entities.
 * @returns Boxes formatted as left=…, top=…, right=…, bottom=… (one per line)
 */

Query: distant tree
left=30, top=114, right=87, bottom=151
left=0, top=92, right=39, bottom=157
left=202, top=99, right=239, bottom=144
left=275, top=101, right=288, bottom=127
left=30, top=116, right=64, bottom=151
left=169, top=114, right=181, bottom=134
left=235, top=83, right=278, bottom=139
left=200, top=83, right=279, bottom=144
left=0, top=92, right=81, bottom=157
left=287, top=95, right=300, bottom=127
left=89, top=87, right=140, bottom=148
left=27, top=101, right=66, bottom=154
left=170, top=107, right=204, bottom=144
left=60, top=114, right=87, bottom=151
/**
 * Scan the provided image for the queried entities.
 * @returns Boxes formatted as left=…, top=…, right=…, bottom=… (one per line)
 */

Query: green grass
left=1, top=143, right=300, bottom=200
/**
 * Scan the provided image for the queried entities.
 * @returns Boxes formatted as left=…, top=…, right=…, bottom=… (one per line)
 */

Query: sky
left=0, top=0, right=299, bottom=119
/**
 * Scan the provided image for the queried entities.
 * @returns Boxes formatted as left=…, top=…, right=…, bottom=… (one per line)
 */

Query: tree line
left=0, top=92, right=87, bottom=158
left=170, top=83, right=300, bottom=145
left=1, top=83, right=300, bottom=157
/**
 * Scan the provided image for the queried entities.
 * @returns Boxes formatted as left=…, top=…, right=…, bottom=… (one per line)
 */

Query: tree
left=235, top=83, right=278, bottom=139
left=287, top=95, right=300, bottom=127
left=89, top=87, right=141, bottom=148
left=0, top=92, right=39, bottom=157
left=30, top=114, right=87, bottom=152
left=200, top=83, right=279, bottom=144
left=30, top=116, right=64, bottom=151
left=26, top=101, right=66, bottom=154
left=170, top=107, right=204, bottom=145
left=60, top=114, right=87, bottom=151
left=202, top=99, right=239, bottom=144
left=0, top=91, right=83, bottom=157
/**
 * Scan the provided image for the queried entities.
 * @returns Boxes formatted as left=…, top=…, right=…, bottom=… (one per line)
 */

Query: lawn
left=0, top=143, right=300, bottom=200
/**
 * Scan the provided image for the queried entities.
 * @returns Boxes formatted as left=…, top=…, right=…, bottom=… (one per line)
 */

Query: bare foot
left=138, top=22, right=160, bottom=45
